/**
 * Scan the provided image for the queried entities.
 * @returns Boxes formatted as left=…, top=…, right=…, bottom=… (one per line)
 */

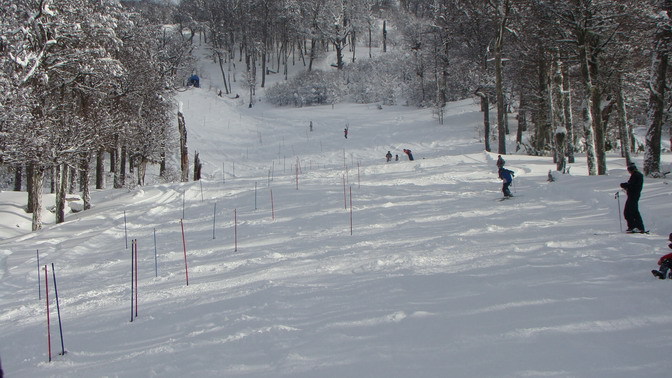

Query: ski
left=626, top=230, right=649, bottom=234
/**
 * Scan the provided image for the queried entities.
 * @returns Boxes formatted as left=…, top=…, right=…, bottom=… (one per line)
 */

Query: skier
left=386, top=151, right=393, bottom=162
left=344, top=127, right=348, bottom=139
left=403, top=149, right=414, bottom=161
left=620, top=163, right=645, bottom=233
left=651, top=233, right=672, bottom=279
left=498, top=166, right=514, bottom=198
left=395, top=154, right=399, bottom=161
left=496, top=155, right=505, bottom=168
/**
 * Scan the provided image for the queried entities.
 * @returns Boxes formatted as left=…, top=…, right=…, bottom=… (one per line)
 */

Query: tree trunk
left=562, top=65, right=575, bottom=164
left=137, top=157, right=148, bottom=186
left=55, top=163, right=67, bottom=224
left=644, top=0, right=672, bottom=176
left=383, top=20, right=387, bottom=53
left=31, top=166, right=44, bottom=231
left=615, top=74, right=632, bottom=165
left=96, top=148, right=105, bottom=189
left=82, top=153, right=91, bottom=211
left=178, top=110, right=189, bottom=182
left=159, top=147, right=166, bottom=178
left=551, top=50, right=567, bottom=172
left=516, top=92, right=526, bottom=151
left=194, top=151, right=202, bottom=181
left=494, top=0, right=510, bottom=155
left=114, top=136, right=123, bottom=188
left=14, top=165, right=22, bottom=191
left=216, top=50, right=230, bottom=94
left=578, top=37, right=598, bottom=175
left=476, top=90, right=491, bottom=152
left=26, top=164, right=34, bottom=213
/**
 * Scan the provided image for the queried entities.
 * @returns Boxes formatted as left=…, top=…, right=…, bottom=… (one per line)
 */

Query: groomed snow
left=1, top=44, right=671, bottom=378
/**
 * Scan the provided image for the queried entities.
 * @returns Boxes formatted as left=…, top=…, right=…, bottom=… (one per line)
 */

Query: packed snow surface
left=1, top=45, right=671, bottom=378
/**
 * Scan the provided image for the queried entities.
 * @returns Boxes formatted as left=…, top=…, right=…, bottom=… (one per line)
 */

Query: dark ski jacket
left=620, top=170, right=643, bottom=199
left=658, top=252, right=672, bottom=266
left=498, top=167, right=514, bottom=183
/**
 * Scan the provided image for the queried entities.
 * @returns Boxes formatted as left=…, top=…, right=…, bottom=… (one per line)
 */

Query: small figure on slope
left=620, top=163, right=646, bottom=233
left=498, top=165, right=514, bottom=198
left=403, top=149, right=414, bottom=161
left=651, top=233, right=672, bottom=279
left=386, top=151, right=393, bottom=162
left=344, top=127, right=348, bottom=139
left=496, top=155, right=505, bottom=168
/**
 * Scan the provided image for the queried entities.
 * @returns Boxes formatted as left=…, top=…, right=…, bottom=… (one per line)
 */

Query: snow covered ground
left=1, top=43, right=672, bottom=377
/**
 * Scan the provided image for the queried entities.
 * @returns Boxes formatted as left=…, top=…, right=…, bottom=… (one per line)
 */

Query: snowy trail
left=1, top=44, right=672, bottom=377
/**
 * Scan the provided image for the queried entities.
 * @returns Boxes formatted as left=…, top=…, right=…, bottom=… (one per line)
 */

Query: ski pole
left=615, top=191, right=623, bottom=232
left=51, top=263, right=66, bottom=356
left=45, top=265, right=51, bottom=362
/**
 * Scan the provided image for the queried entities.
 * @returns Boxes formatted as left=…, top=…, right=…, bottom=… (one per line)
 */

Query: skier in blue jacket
left=498, top=166, right=514, bottom=198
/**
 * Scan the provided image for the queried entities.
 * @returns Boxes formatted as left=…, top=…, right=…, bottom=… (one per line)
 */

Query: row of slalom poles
left=44, top=263, right=66, bottom=361
left=130, top=239, right=139, bottom=322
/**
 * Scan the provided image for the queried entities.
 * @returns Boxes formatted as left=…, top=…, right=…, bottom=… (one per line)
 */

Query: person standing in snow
left=620, top=163, right=645, bottom=233
left=496, top=155, right=505, bottom=168
left=386, top=151, right=393, bottom=162
left=344, top=127, right=348, bottom=139
left=498, top=165, right=514, bottom=198
left=651, top=233, right=672, bottom=279
left=403, top=149, right=414, bottom=161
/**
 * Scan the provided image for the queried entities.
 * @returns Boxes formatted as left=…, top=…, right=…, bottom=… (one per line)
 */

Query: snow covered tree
left=644, top=0, right=672, bottom=177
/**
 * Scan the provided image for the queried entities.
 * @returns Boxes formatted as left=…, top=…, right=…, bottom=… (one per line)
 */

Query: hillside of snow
left=1, top=43, right=672, bottom=377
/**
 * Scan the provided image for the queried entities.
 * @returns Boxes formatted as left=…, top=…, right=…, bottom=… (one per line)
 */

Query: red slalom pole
left=134, top=240, right=138, bottom=317
left=45, top=265, right=52, bottom=362
left=181, top=220, right=189, bottom=286
left=130, top=244, right=134, bottom=322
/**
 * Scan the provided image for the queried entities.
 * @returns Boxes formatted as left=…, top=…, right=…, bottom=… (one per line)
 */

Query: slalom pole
left=130, top=244, right=134, bottom=322
left=134, top=240, right=138, bottom=318
left=37, top=249, right=41, bottom=300
left=350, top=186, right=353, bottom=235
left=45, top=265, right=52, bottom=362
left=124, top=211, right=128, bottom=249
left=51, top=263, right=66, bottom=356
left=153, top=228, right=158, bottom=277
left=343, top=175, right=347, bottom=210
left=213, top=202, right=217, bottom=240
left=615, top=191, right=623, bottom=232
left=180, top=220, right=189, bottom=286
left=270, top=189, right=275, bottom=220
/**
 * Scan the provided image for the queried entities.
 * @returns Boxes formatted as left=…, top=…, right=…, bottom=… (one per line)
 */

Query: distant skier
left=309, top=121, right=313, bottom=132
left=620, top=163, right=645, bottom=233
left=496, top=155, right=505, bottom=168
left=498, top=166, right=514, bottom=198
left=395, top=154, right=399, bottom=161
left=651, top=233, right=672, bottom=279
left=344, top=127, right=348, bottom=139
left=403, top=149, right=414, bottom=161
left=386, top=151, right=393, bottom=162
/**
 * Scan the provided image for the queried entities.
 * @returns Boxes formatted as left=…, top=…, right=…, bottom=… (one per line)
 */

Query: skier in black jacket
left=620, top=163, right=645, bottom=233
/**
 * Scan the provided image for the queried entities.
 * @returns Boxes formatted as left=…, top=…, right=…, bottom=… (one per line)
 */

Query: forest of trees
left=174, top=0, right=670, bottom=175
left=1, top=0, right=671, bottom=232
